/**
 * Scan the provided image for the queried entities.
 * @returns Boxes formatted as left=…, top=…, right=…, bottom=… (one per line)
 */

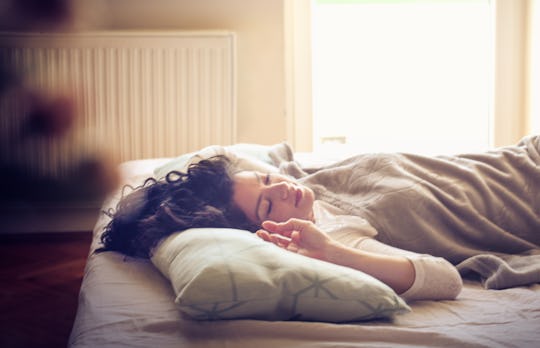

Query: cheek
left=268, top=205, right=295, bottom=223
left=232, top=187, right=258, bottom=223
left=271, top=199, right=314, bottom=222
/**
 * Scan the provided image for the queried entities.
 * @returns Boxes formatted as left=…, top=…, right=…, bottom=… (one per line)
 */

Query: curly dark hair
left=95, top=156, right=259, bottom=258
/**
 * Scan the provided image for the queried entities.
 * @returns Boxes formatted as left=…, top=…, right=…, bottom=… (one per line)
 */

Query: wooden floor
left=0, top=232, right=93, bottom=348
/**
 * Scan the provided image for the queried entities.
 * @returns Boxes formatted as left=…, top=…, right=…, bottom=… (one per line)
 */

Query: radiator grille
left=0, top=31, right=236, bottom=177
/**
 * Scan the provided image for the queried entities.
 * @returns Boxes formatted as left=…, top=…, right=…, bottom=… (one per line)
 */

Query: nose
left=266, top=181, right=290, bottom=200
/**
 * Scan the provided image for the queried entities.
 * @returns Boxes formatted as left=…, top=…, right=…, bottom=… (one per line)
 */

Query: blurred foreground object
left=0, top=77, right=119, bottom=203
left=0, top=0, right=73, bottom=30
left=0, top=0, right=119, bottom=208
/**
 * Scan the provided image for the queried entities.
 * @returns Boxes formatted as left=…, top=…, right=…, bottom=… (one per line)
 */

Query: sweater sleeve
left=355, top=238, right=463, bottom=302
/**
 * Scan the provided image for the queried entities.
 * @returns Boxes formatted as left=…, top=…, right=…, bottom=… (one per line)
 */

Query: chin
left=304, top=189, right=315, bottom=206
left=301, top=193, right=315, bottom=220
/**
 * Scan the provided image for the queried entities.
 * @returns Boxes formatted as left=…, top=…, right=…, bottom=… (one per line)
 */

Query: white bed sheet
left=69, top=158, right=540, bottom=348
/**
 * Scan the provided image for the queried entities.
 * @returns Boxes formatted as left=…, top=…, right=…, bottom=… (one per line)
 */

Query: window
left=311, top=0, right=494, bottom=155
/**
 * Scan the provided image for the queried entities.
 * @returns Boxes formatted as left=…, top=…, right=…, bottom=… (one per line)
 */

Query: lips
left=294, top=188, right=302, bottom=207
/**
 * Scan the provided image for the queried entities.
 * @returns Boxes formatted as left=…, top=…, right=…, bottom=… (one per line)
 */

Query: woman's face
left=232, top=171, right=315, bottom=225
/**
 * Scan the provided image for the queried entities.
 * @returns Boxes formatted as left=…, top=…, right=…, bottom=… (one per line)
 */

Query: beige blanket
left=276, top=136, right=540, bottom=289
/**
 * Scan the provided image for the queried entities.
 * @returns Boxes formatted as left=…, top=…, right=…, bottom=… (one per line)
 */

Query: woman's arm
left=257, top=219, right=415, bottom=295
left=257, top=219, right=462, bottom=301
left=353, top=238, right=462, bottom=301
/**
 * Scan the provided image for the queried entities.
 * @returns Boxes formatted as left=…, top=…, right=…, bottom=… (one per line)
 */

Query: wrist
left=323, top=241, right=361, bottom=267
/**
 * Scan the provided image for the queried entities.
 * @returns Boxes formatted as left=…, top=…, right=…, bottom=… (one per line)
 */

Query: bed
left=69, top=142, right=540, bottom=348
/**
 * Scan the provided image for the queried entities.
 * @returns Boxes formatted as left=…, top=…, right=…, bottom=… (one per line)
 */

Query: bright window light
left=312, top=0, right=494, bottom=155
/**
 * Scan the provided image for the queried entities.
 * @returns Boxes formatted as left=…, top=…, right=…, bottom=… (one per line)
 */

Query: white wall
left=527, top=0, right=540, bottom=134
left=73, top=0, right=287, bottom=145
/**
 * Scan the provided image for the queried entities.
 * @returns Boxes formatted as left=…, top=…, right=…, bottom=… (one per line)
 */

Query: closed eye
left=264, top=173, right=272, bottom=217
left=266, top=200, right=272, bottom=217
left=265, top=173, right=271, bottom=185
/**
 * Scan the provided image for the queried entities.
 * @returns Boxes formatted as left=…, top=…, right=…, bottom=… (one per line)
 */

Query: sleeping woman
left=96, top=135, right=540, bottom=302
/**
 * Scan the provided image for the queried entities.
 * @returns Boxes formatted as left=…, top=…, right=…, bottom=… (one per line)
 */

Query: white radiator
left=0, top=31, right=236, bottom=176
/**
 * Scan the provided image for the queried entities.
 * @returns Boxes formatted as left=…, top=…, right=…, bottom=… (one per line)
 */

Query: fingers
left=256, top=229, right=271, bottom=242
left=256, top=229, right=291, bottom=249
left=290, top=230, right=301, bottom=244
left=261, top=218, right=313, bottom=237
left=258, top=218, right=315, bottom=253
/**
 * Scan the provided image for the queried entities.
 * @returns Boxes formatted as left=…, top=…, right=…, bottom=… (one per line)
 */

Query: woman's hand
left=257, top=218, right=416, bottom=295
left=256, top=218, right=337, bottom=261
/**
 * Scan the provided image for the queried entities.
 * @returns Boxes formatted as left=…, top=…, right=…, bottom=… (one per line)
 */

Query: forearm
left=324, top=242, right=415, bottom=295
left=354, top=238, right=462, bottom=301
left=258, top=219, right=461, bottom=300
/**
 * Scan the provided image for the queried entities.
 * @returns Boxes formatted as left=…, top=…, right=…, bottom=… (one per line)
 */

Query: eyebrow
left=254, top=172, right=263, bottom=222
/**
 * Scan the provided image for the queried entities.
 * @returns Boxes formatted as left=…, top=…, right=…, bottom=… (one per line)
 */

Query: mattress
left=69, top=157, right=540, bottom=348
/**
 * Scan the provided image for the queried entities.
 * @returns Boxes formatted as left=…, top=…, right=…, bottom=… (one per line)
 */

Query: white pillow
left=151, top=228, right=410, bottom=322
left=153, top=143, right=287, bottom=179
